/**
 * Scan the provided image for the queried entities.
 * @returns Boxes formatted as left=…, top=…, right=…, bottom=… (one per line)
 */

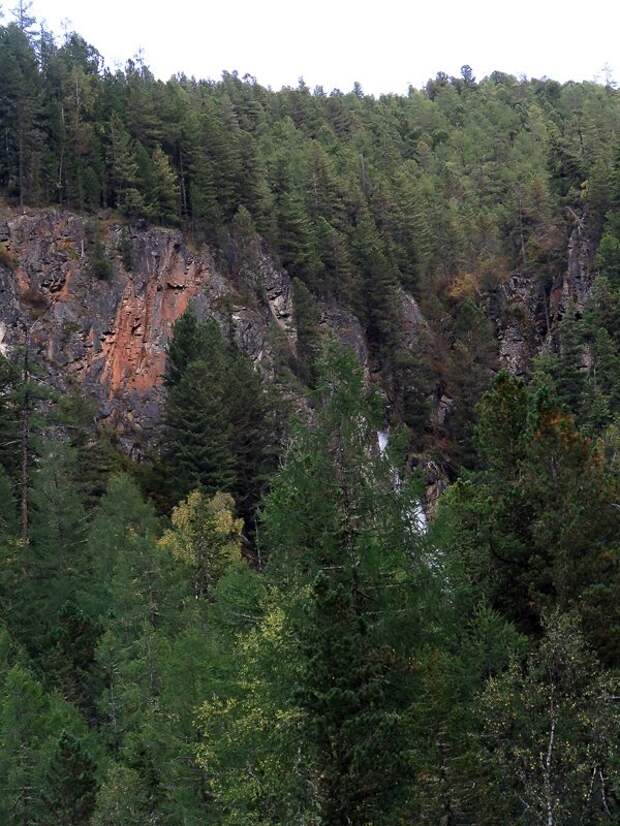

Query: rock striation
left=0, top=209, right=411, bottom=454
left=0, top=205, right=596, bottom=473
left=0, top=210, right=298, bottom=452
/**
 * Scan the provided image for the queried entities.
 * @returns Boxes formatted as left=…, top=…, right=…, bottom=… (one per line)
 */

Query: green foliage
left=439, top=370, right=620, bottom=663
left=0, top=663, right=89, bottom=825
left=292, top=276, right=321, bottom=386
left=148, top=145, right=180, bottom=224
left=198, top=345, right=439, bottom=824
left=0, top=354, right=22, bottom=481
left=54, top=389, right=126, bottom=507
left=479, top=610, right=620, bottom=825
left=0, top=335, right=616, bottom=825
left=474, top=369, right=528, bottom=470
left=41, top=730, right=98, bottom=825
left=91, top=764, right=151, bottom=826
left=117, top=225, right=134, bottom=270
left=163, top=311, right=279, bottom=532
left=85, top=220, right=113, bottom=280
left=0, top=466, right=18, bottom=537
left=164, top=357, right=237, bottom=498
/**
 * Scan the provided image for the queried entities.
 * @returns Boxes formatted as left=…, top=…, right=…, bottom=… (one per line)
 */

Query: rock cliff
left=0, top=208, right=371, bottom=454
left=0, top=206, right=596, bottom=463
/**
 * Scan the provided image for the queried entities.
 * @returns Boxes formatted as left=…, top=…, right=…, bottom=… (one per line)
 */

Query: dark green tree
left=41, top=731, right=98, bottom=825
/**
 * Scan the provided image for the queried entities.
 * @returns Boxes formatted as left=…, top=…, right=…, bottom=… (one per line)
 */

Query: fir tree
left=149, top=145, right=180, bottom=224
left=41, top=731, right=98, bottom=825
left=164, top=358, right=236, bottom=500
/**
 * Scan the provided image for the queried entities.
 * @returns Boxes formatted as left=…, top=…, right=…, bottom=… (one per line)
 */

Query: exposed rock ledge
left=0, top=209, right=384, bottom=454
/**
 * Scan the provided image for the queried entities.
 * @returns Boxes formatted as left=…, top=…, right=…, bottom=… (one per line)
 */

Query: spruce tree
left=163, top=313, right=277, bottom=524
left=108, top=114, right=144, bottom=216
left=292, top=276, right=321, bottom=386
left=149, top=146, right=180, bottom=224
left=41, top=731, right=98, bottom=826
left=199, top=345, right=431, bottom=824
left=163, top=308, right=209, bottom=388
left=226, top=346, right=279, bottom=533
left=164, top=359, right=236, bottom=500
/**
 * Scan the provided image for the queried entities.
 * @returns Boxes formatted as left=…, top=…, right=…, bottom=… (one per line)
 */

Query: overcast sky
left=19, top=0, right=620, bottom=95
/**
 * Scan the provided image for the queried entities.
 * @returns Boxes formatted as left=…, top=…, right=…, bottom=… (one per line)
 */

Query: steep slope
left=0, top=202, right=598, bottom=483
left=0, top=207, right=371, bottom=453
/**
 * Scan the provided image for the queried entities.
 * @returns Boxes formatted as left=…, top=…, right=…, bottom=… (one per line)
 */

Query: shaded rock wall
left=0, top=210, right=296, bottom=452
left=0, top=206, right=596, bottom=470
left=0, top=209, right=396, bottom=455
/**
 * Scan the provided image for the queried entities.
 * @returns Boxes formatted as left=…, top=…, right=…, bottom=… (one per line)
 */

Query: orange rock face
left=100, top=259, right=207, bottom=397
left=0, top=208, right=371, bottom=454
left=0, top=208, right=305, bottom=452
left=0, top=211, right=231, bottom=449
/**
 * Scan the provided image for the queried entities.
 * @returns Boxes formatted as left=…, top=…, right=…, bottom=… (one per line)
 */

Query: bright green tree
left=199, top=345, right=434, bottom=825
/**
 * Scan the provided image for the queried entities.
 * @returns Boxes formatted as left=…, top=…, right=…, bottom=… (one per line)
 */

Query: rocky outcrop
left=0, top=208, right=428, bottom=456
left=1, top=204, right=596, bottom=488
left=398, top=287, right=426, bottom=350
left=549, top=213, right=595, bottom=319
left=320, top=305, right=369, bottom=375
left=493, top=210, right=597, bottom=375
left=0, top=209, right=299, bottom=453
left=496, top=273, right=544, bottom=375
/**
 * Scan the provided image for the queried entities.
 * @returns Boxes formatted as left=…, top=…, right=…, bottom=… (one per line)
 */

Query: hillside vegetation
left=1, top=11, right=620, bottom=825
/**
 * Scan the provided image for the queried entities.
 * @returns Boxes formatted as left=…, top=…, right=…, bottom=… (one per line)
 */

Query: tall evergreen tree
left=199, top=345, right=434, bottom=824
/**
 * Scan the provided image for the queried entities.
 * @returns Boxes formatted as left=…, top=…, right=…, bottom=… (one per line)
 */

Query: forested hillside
left=1, top=8, right=620, bottom=825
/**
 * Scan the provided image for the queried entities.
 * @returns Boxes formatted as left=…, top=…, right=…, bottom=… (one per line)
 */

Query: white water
left=377, top=429, right=389, bottom=456
left=376, top=430, right=428, bottom=534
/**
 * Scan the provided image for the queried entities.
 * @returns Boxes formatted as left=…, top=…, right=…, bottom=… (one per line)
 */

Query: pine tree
left=149, top=146, right=180, bottom=224
left=0, top=465, right=18, bottom=537
left=442, top=371, right=620, bottom=661
left=292, top=276, right=321, bottom=386
left=181, top=107, right=221, bottom=234
left=164, top=359, right=236, bottom=501
left=199, top=345, right=430, bottom=824
left=108, top=114, right=144, bottom=216
left=0, top=354, right=21, bottom=483
left=0, top=665, right=87, bottom=825
left=277, top=191, right=320, bottom=287
left=2, top=445, right=90, bottom=659
left=0, top=665, right=51, bottom=824
left=226, top=346, right=279, bottom=533
left=0, top=22, right=42, bottom=205
left=163, top=314, right=277, bottom=523
left=163, top=307, right=210, bottom=388
left=41, top=731, right=98, bottom=826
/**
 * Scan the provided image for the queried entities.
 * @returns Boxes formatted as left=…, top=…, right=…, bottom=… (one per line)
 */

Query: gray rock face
left=550, top=215, right=595, bottom=319
left=397, top=287, right=426, bottom=350
left=320, top=304, right=369, bottom=376
left=1, top=205, right=596, bottom=506
left=495, top=213, right=596, bottom=375
left=496, top=274, right=543, bottom=375
left=0, top=209, right=300, bottom=454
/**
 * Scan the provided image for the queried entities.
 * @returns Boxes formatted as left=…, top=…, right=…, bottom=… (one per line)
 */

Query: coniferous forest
left=2, top=6, right=620, bottom=825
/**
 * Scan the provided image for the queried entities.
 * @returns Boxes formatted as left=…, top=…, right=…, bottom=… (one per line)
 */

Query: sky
left=18, top=0, right=620, bottom=95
